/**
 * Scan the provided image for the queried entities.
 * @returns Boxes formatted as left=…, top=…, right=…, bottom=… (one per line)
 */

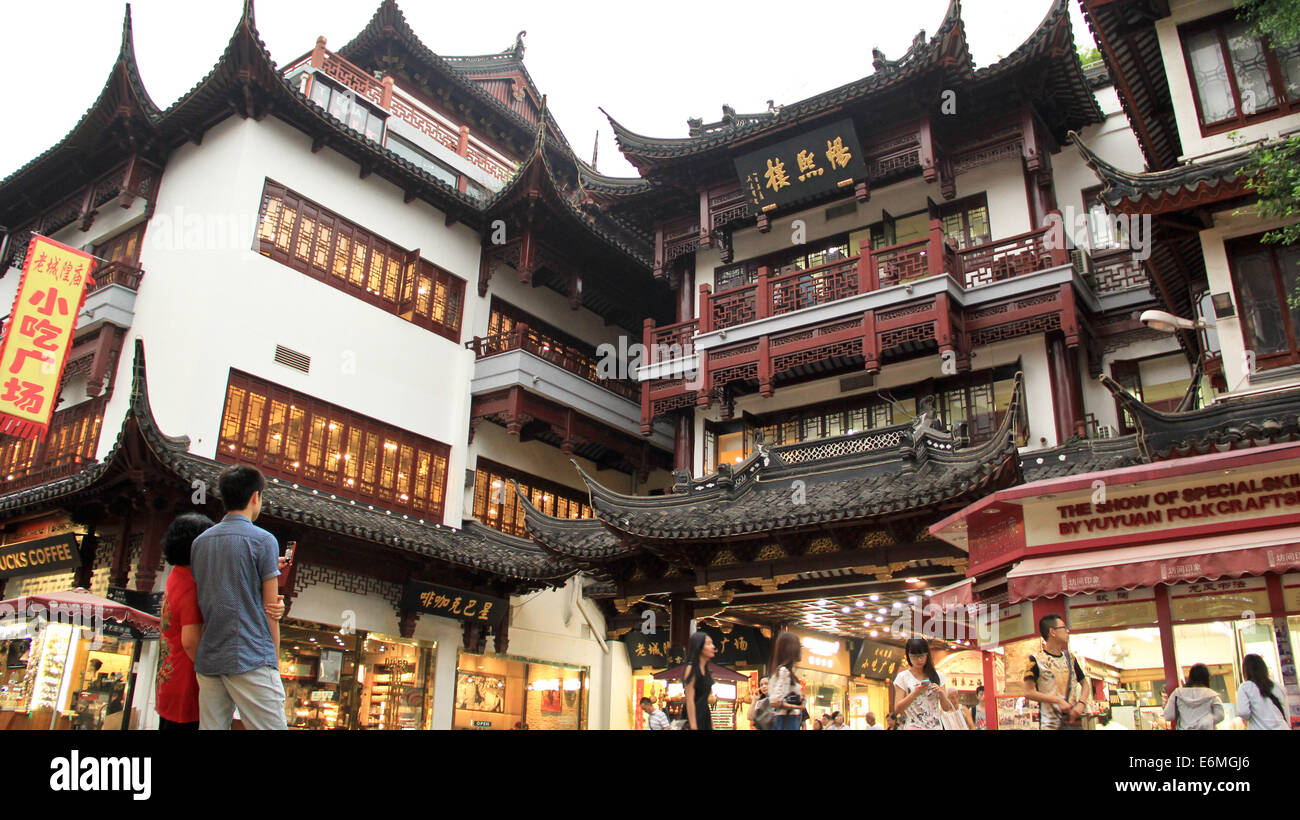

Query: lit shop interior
left=455, top=651, right=588, bottom=730
left=0, top=623, right=144, bottom=731
left=991, top=592, right=1298, bottom=730
left=278, top=619, right=436, bottom=730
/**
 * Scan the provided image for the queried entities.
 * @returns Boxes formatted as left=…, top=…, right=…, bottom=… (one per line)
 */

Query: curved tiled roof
left=1101, top=375, right=1300, bottom=461
left=1078, top=0, right=1182, bottom=171
left=572, top=374, right=1024, bottom=540
left=1018, top=435, right=1144, bottom=482
left=336, top=1, right=570, bottom=153
left=1071, top=132, right=1253, bottom=214
left=602, top=0, right=1098, bottom=173
left=0, top=5, right=161, bottom=226
left=512, top=482, right=633, bottom=562
left=0, top=339, right=580, bottom=587
left=484, top=107, right=653, bottom=269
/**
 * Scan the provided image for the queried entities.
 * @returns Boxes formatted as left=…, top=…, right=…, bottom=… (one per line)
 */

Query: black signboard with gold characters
left=733, top=119, right=868, bottom=215
left=854, top=638, right=906, bottom=681
left=400, top=581, right=506, bottom=627
left=0, top=534, right=80, bottom=579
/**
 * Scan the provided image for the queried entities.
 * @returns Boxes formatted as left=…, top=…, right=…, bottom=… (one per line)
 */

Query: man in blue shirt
left=191, top=465, right=287, bottom=730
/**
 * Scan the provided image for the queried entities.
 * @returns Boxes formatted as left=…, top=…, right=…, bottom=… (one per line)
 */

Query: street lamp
left=1139, top=309, right=1213, bottom=334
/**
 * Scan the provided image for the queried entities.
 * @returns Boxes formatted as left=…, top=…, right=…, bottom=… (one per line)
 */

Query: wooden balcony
left=0, top=398, right=105, bottom=495
left=640, top=223, right=1087, bottom=431
left=87, top=261, right=145, bottom=293
left=467, top=322, right=639, bottom=402
left=292, top=45, right=514, bottom=184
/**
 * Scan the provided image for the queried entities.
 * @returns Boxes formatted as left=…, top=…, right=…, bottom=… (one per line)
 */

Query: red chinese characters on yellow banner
left=0, top=236, right=96, bottom=440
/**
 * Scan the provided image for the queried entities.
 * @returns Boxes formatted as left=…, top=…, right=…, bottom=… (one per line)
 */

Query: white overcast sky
left=0, top=0, right=1099, bottom=181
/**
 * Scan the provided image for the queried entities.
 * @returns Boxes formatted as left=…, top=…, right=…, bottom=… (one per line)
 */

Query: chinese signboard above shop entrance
left=0, top=236, right=96, bottom=440
left=733, top=120, right=868, bottom=215
left=400, top=580, right=506, bottom=627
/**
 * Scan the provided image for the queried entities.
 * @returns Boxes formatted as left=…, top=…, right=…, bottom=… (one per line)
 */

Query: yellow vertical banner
left=0, top=235, right=97, bottom=440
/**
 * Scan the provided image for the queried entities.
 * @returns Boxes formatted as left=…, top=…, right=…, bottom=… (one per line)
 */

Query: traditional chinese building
left=2, top=0, right=1293, bottom=730
left=925, top=0, right=1300, bottom=730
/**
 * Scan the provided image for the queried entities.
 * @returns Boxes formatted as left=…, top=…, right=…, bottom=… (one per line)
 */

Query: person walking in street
left=191, top=466, right=288, bottom=730
left=1164, top=663, right=1225, bottom=730
left=893, top=637, right=954, bottom=729
left=767, top=631, right=805, bottom=730
left=640, top=696, right=669, bottom=730
left=155, top=513, right=214, bottom=730
left=681, top=631, right=716, bottom=731
left=1236, top=654, right=1291, bottom=730
left=1022, top=614, right=1088, bottom=730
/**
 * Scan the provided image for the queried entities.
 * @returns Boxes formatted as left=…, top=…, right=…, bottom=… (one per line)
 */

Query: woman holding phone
left=892, top=637, right=954, bottom=730
left=766, top=631, right=805, bottom=730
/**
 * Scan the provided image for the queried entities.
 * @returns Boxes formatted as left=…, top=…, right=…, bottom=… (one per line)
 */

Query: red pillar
left=673, top=413, right=692, bottom=473
left=670, top=594, right=692, bottom=651
left=1046, top=333, right=1085, bottom=443
left=982, top=649, right=999, bottom=731
left=1154, top=585, right=1180, bottom=695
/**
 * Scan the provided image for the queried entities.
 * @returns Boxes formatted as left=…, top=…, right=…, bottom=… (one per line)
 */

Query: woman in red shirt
left=155, top=514, right=214, bottom=730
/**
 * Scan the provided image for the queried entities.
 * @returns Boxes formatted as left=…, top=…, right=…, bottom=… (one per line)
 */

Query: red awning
left=0, top=588, right=161, bottom=635
left=652, top=661, right=750, bottom=682
left=928, top=578, right=975, bottom=609
left=1006, top=526, right=1300, bottom=601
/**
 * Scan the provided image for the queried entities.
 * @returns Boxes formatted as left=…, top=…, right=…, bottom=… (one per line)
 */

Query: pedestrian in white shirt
left=1236, top=654, right=1291, bottom=731
left=640, top=697, right=669, bottom=730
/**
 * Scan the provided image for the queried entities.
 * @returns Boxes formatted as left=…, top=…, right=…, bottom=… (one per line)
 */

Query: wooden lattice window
left=1228, top=233, right=1300, bottom=372
left=217, top=371, right=450, bottom=520
left=254, top=179, right=463, bottom=342
left=1180, top=12, right=1300, bottom=135
left=95, top=223, right=146, bottom=266
left=471, top=458, right=593, bottom=537
left=0, top=398, right=104, bottom=489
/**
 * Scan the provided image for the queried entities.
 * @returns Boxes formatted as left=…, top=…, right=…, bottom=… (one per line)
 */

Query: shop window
left=1180, top=13, right=1300, bottom=134
left=0, top=623, right=143, bottom=730
left=217, top=371, right=450, bottom=520
left=472, top=458, right=593, bottom=537
left=1227, top=233, right=1300, bottom=371
left=309, top=77, right=386, bottom=142
left=254, top=179, right=464, bottom=342
left=455, top=651, right=588, bottom=730
left=278, top=620, right=436, bottom=730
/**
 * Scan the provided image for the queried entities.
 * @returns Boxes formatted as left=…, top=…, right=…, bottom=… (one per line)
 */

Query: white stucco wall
left=95, top=115, right=482, bottom=525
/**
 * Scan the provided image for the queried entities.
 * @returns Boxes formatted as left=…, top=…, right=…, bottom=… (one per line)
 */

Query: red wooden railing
left=87, top=261, right=145, bottom=294
left=957, top=227, right=1069, bottom=288
left=467, top=323, right=639, bottom=401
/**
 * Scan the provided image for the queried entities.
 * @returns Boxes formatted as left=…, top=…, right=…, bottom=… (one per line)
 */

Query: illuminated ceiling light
left=908, top=596, right=919, bottom=603
left=855, top=601, right=864, bottom=607
left=883, top=627, right=891, bottom=632
left=869, top=594, right=880, bottom=602
left=817, top=600, right=827, bottom=607
left=878, top=608, right=887, bottom=615
left=906, top=577, right=920, bottom=583
left=869, top=630, right=878, bottom=637
left=841, top=607, right=851, bottom=614
left=924, top=589, right=934, bottom=596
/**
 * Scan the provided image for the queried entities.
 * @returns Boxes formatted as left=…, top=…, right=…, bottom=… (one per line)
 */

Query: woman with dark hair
left=682, top=631, right=716, bottom=731
left=1236, top=654, right=1290, bottom=730
left=1163, top=663, right=1224, bottom=730
left=155, top=513, right=214, bottom=730
left=885, top=712, right=900, bottom=730
left=892, top=637, right=954, bottom=730
left=766, top=631, right=805, bottom=730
